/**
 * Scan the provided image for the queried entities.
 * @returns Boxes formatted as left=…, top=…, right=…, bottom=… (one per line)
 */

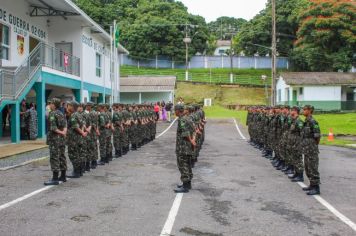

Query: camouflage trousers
left=304, top=141, right=320, bottom=186
left=88, top=134, right=98, bottom=161
left=106, top=131, right=112, bottom=157
left=99, top=130, right=107, bottom=161
left=113, top=129, right=122, bottom=152
left=177, top=154, right=193, bottom=183
left=49, top=141, right=67, bottom=172
left=122, top=128, right=129, bottom=148
left=68, top=139, right=83, bottom=169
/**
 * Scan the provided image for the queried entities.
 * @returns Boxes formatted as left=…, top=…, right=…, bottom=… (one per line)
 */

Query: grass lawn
left=176, top=82, right=266, bottom=106
left=204, top=105, right=356, bottom=148
left=122, top=66, right=277, bottom=85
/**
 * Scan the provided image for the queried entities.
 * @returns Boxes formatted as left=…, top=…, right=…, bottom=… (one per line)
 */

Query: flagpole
left=114, top=20, right=118, bottom=103
left=110, top=25, right=114, bottom=106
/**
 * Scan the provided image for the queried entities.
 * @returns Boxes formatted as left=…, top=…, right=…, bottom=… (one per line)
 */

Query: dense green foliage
left=234, top=0, right=309, bottom=57
left=75, top=0, right=209, bottom=61
left=75, top=0, right=355, bottom=72
left=291, top=0, right=356, bottom=72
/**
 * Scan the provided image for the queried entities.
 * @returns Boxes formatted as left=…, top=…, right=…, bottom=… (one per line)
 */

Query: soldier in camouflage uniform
left=301, top=105, right=321, bottom=195
left=105, top=104, right=113, bottom=162
left=112, top=104, right=123, bottom=158
left=84, top=102, right=99, bottom=169
left=97, top=104, right=108, bottom=165
left=122, top=105, right=131, bottom=154
left=44, top=98, right=67, bottom=186
left=174, top=104, right=196, bottom=193
left=286, top=106, right=304, bottom=182
left=66, top=101, right=88, bottom=178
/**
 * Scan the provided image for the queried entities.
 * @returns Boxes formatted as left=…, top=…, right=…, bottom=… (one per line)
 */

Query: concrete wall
left=121, top=92, right=172, bottom=104
left=0, top=0, right=49, bottom=67
left=122, top=55, right=289, bottom=69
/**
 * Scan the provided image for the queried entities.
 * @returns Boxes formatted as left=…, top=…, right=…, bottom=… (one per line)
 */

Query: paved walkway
left=0, top=119, right=355, bottom=236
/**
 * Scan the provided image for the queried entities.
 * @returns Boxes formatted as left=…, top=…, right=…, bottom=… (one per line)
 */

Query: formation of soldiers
left=174, top=104, right=206, bottom=193
left=246, top=104, right=321, bottom=195
left=45, top=98, right=157, bottom=185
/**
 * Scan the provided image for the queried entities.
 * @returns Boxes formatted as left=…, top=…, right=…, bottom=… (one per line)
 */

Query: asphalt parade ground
left=0, top=119, right=356, bottom=236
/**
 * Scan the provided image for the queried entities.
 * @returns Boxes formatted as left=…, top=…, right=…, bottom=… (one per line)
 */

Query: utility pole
left=271, top=0, right=277, bottom=106
left=183, top=23, right=192, bottom=81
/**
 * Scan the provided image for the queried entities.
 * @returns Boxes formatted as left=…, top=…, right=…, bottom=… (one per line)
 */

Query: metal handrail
left=0, top=42, right=81, bottom=101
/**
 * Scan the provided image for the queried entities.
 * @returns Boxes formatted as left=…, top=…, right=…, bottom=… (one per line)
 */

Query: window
left=0, top=23, right=10, bottom=60
left=299, top=87, right=303, bottom=95
left=96, top=53, right=102, bottom=77
left=218, top=49, right=225, bottom=55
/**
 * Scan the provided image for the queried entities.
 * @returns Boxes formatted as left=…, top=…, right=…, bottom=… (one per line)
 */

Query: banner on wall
left=17, top=35, right=24, bottom=56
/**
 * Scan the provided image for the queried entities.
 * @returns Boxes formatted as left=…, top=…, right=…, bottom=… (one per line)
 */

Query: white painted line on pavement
left=297, top=182, right=356, bottom=232
left=0, top=156, right=49, bottom=171
left=0, top=186, right=54, bottom=212
left=0, top=119, right=177, bottom=212
left=156, top=118, right=177, bottom=139
left=160, top=193, right=184, bottom=236
left=233, top=119, right=247, bottom=140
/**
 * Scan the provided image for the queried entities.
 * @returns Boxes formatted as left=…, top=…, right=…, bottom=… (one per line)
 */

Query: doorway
left=29, top=36, right=40, bottom=53
left=55, top=42, right=73, bottom=72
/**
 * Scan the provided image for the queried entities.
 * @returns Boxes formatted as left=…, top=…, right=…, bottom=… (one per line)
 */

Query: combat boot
left=67, top=168, right=80, bottom=178
left=105, top=155, right=110, bottom=163
left=44, top=171, right=60, bottom=186
left=131, top=144, right=137, bottom=151
left=276, top=161, right=285, bottom=170
left=97, top=158, right=106, bottom=165
left=272, top=160, right=280, bottom=167
left=306, top=185, right=320, bottom=195
left=177, top=181, right=192, bottom=190
left=291, top=172, right=304, bottom=182
left=81, top=162, right=86, bottom=174
left=288, top=172, right=297, bottom=179
left=174, top=182, right=190, bottom=193
left=59, top=170, right=67, bottom=182
left=91, top=160, right=97, bottom=169
left=302, top=185, right=312, bottom=191
left=85, top=162, right=91, bottom=172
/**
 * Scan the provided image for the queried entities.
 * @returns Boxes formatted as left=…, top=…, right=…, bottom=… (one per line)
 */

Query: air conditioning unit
left=204, top=98, right=212, bottom=107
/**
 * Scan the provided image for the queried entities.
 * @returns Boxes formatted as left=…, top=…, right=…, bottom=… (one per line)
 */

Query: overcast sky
left=179, top=0, right=268, bottom=22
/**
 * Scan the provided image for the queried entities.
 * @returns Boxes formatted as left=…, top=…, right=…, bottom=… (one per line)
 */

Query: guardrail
left=0, top=43, right=80, bottom=101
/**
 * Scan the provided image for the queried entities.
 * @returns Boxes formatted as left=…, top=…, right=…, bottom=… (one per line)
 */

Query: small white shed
left=277, top=72, right=356, bottom=111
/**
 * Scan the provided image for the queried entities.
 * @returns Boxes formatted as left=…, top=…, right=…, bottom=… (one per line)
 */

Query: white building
left=277, top=72, right=356, bottom=111
left=120, top=76, right=176, bottom=104
left=0, top=0, right=128, bottom=143
left=213, top=40, right=231, bottom=56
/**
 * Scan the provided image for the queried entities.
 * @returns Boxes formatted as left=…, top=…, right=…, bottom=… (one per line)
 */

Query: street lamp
left=261, top=75, right=269, bottom=105
left=183, top=36, right=192, bottom=81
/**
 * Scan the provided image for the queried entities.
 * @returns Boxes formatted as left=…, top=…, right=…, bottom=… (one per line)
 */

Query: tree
left=74, top=0, right=209, bottom=61
left=234, top=0, right=309, bottom=57
left=292, top=0, right=356, bottom=71
left=207, top=17, right=247, bottom=40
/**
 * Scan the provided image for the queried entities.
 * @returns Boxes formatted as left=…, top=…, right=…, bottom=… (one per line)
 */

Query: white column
left=139, top=92, right=142, bottom=104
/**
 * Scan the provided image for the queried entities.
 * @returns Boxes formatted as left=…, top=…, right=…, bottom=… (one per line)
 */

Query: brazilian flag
left=115, top=25, right=120, bottom=47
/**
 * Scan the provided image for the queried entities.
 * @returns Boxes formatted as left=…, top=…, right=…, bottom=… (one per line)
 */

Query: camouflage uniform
left=47, top=109, right=67, bottom=172
left=302, top=115, right=321, bottom=186
left=67, top=110, right=84, bottom=172
left=113, top=107, right=123, bottom=157
left=98, top=109, right=108, bottom=163
left=288, top=116, right=304, bottom=174
left=176, top=114, right=194, bottom=184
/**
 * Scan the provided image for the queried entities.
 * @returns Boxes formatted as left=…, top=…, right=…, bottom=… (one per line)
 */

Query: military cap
left=68, top=100, right=79, bottom=108
left=86, top=101, right=94, bottom=106
left=303, top=105, right=314, bottom=111
left=50, top=98, right=61, bottom=108
left=291, top=106, right=300, bottom=113
left=174, top=104, right=184, bottom=111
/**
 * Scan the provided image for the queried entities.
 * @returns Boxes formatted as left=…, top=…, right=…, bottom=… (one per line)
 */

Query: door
left=55, top=42, right=73, bottom=72
left=29, top=37, right=40, bottom=53
left=292, top=90, right=297, bottom=105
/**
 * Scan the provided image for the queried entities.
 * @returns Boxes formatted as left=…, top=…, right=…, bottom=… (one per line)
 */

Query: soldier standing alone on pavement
left=44, top=98, right=67, bottom=186
left=301, top=105, right=321, bottom=195
left=174, top=105, right=196, bottom=193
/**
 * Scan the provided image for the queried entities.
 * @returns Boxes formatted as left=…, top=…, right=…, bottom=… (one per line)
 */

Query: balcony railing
left=0, top=42, right=80, bottom=101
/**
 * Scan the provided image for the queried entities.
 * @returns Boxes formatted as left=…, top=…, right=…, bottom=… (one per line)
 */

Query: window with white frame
left=96, top=53, right=102, bottom=77
left=0, top=23, right=10, bottom=60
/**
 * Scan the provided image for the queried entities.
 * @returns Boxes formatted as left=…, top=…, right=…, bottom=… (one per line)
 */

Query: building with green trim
left=276, top=72, right=356, bottom=111
left=0, top=0, right=128, bottom=143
